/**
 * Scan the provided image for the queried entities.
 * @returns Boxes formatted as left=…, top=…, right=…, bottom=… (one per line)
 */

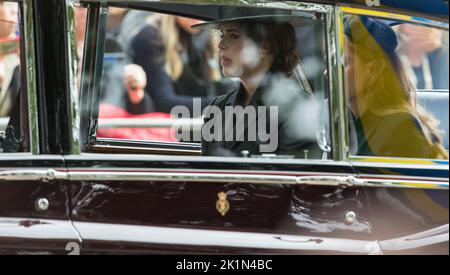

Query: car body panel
left=65, top=154, right=374, bottom=254
left=0, top=155, right=80, bottom=254
left=351, top=158, right=449, bottom=244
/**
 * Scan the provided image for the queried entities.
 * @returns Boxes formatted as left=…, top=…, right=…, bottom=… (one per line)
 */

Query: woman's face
left=218, top=23, right=264, bottom=79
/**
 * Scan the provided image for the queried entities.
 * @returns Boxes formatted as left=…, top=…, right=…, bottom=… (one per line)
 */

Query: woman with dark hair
left=195, top=14, right=321, bottom=157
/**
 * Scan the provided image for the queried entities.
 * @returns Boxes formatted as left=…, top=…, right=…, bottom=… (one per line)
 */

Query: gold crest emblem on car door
left=216, top=192, right=230, bottom=216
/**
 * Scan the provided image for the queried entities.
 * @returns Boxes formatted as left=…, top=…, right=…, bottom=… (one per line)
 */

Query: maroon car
left=0, top=0, right=448, bottom=255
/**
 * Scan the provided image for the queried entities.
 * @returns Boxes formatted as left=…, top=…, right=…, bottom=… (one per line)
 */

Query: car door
left=66, top=1, right=377, bottom=254
left=0, top=0, right=80, bottom=254
left=339, top=7, right=449, bottom=254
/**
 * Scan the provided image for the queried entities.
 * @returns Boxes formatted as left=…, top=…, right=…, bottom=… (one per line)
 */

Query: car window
left=82, top=4, right=332, bottom=160
left=343, top=14, right=449, bottom=159
left=0, top=1, right=26, bottom=153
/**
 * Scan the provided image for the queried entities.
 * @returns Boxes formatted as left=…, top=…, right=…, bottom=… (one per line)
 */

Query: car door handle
left=0, top=169, right=67, bottom=182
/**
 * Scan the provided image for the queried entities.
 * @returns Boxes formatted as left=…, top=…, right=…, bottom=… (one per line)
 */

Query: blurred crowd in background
left=0, top=2, right=19, bottom=118
left=74, top=7, right=236, bottom=117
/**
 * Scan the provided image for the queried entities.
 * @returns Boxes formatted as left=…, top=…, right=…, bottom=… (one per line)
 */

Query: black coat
left=201, top=73, right=323, bottom=158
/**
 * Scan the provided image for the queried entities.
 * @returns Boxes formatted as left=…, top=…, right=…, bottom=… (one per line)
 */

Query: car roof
left=80, top=0, right=449, bottom=21
left=79, top=0, right=449, bottom=23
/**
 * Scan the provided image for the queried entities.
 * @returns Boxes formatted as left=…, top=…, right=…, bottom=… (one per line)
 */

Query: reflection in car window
left=343, top=15, right=449, bottom=159
left=396, top=23, right=449, bottom=90
left=89, top=6, right=331, bottom=159
left=0, top=1, right=23, bottom=153
left=74, top=6, right=87, bottom=88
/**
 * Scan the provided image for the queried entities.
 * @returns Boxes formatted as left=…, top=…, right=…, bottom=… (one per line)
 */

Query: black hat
left=191, top=7, right=315, bottom=30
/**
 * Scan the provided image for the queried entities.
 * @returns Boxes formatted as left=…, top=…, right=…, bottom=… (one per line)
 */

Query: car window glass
left=88, top=5, right=331, bottom=160
left=0, top=1, right=25, bottom=153
left=343, top=14, right=449, bottom=159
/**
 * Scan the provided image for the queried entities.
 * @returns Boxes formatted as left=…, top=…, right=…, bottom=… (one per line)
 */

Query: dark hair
left=241, top=20, right=299, bottom=77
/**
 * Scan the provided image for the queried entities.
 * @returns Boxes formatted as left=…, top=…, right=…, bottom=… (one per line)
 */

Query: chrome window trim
left=66, top=0, right=81, bottom=155
left=338, top=6, right=449, bottom=30
left=64, top=164, right=449, bottom=176
left=89, top=144, right=201, bottom=155
left=327, top=5, right=347, bottom=161
left=75, top=153, right=352, bottom=166
left=80, top=0, right=341, bottom=161
left=72, top=152, right=449, bottom=174
left=350, top=160, right=449, bottom=170
left=23, top=0, right=39, bottom=154
left=79, top=3, right=108, bottom=147
left=3, top=166, right=447, bottom=190
left=350, top=156, right=450, bottom=165
left=80, top=0, right=328, bottom=13
left=337, top=6, right=449, bottom=165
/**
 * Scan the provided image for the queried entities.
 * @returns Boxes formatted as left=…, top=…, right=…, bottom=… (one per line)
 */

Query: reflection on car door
left=0, top=155, right=80, bottom=255
left=351, top=158, right=449, bottom=254
left=66, top=155, right=377, bottom=254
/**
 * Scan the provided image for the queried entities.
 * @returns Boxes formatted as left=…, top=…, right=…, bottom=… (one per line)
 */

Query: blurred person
left=99, top=8, right=152, bottom=110
left=128, top=14, right=236, bottom=114
left=107, top=7, right=128, bottom=32
left=195, top=12, right=322, bottom=157
left=0, top=2, right=17, bottom=38
left=103, top=8, right=151, bottom=53
left=98, top=63, right=174, bottom=141
left=344, top=16, right=448, bottom=159
left=0, top=2, right=20, bottom=117
left=122, top=64, right=154, bottom=114
left=396, top=23, right=449, bottom=90
left=98, top=63, right=175, bottom=141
